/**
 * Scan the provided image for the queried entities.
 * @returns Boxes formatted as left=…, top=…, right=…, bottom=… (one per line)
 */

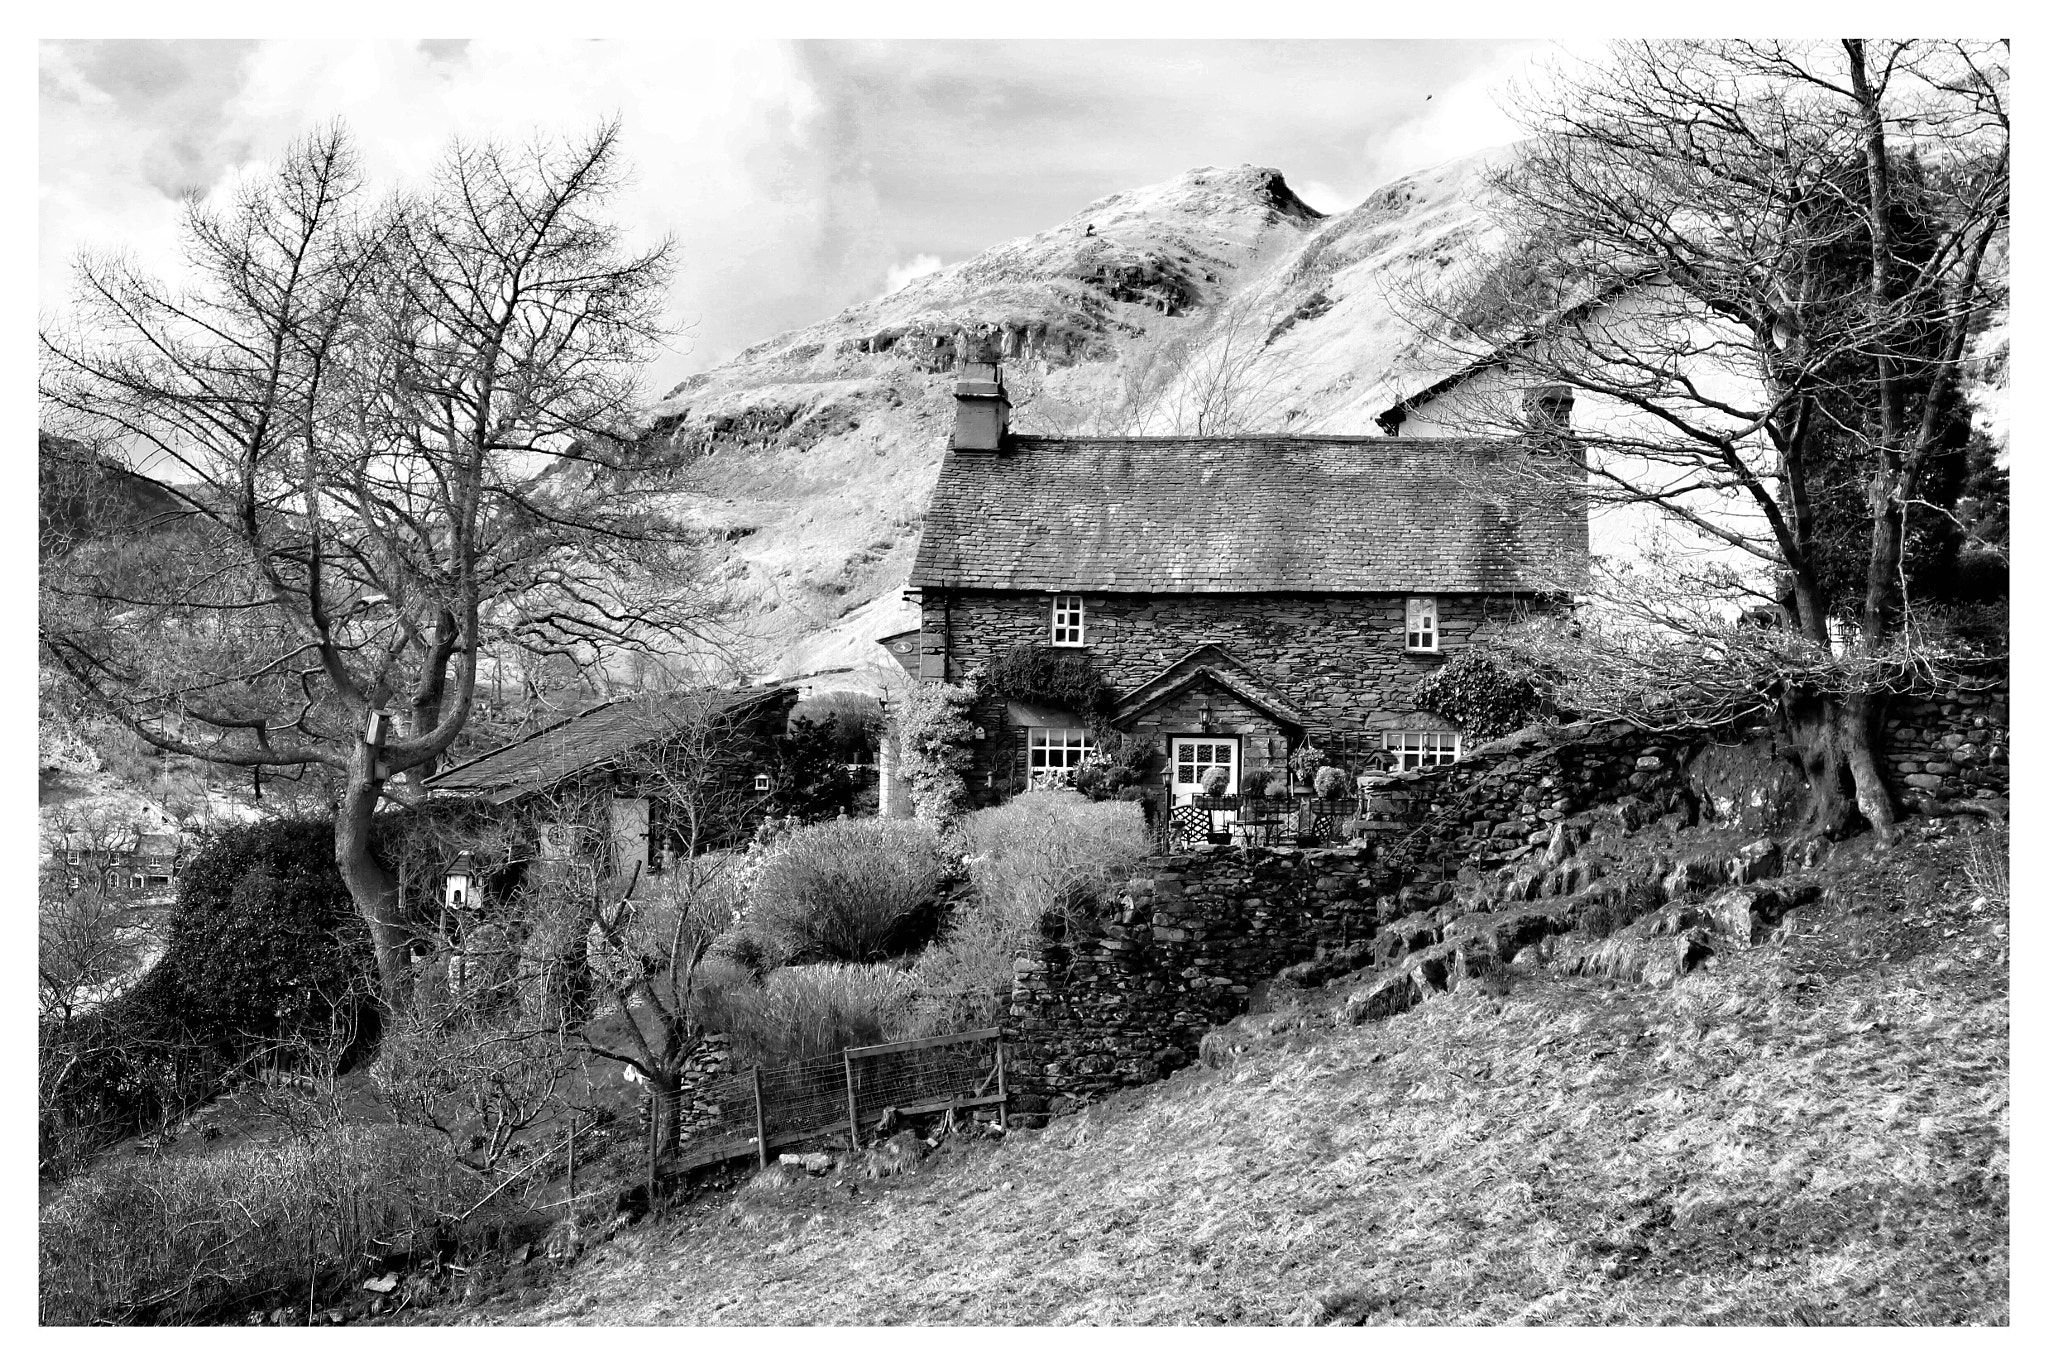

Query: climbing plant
left=892, top=674, right=982, bottom=821
left=987, top=643, right=1116, bottom=719
left=1409, top=643, right=1554, bottom=744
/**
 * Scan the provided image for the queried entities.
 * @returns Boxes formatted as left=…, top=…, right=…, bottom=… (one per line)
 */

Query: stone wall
left=1006, top=846, right=1386, bottom=1117
left=1000, top=668, right=2011, bottom=1120
left=1878, top=669, right=2009, bottom=810
left=1005, top=720, right=1703, bottom=1119
left=1354, top=719, right=1702, bottom=871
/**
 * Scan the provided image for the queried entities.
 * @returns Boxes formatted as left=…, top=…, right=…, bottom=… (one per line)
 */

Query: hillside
left=446, top=818, right=2007, bottom=1326
left=633, top=151, right=1517, bottom=682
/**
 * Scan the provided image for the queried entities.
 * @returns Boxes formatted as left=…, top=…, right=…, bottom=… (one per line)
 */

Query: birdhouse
left=443, top=850, right=479, bottom=911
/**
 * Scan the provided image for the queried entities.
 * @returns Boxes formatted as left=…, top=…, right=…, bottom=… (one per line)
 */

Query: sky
left=39, top=39, right=1550, bottom=398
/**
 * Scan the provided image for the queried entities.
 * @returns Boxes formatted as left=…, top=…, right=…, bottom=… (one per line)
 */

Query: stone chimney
left=952, top=338, right=1010, bottom=453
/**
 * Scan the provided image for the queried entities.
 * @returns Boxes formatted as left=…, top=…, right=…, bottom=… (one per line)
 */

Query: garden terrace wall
left=1006, top=846, right=1388, bottom=1120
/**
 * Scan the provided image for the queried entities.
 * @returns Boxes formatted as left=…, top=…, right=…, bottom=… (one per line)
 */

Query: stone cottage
left=425, top=685, right=798, bottom=883
left=896, top=358, right=1589, bottom=809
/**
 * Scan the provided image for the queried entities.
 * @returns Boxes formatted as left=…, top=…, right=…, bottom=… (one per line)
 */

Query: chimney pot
left=953, top=358, right=1010, bottom=454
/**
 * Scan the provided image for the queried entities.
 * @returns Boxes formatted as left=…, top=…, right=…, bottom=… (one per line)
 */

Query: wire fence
left=669, top=1028, right=1006, bottom=1175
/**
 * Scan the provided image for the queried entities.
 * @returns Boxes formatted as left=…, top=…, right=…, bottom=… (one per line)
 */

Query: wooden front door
left=1170, top=736, right=1240, bottom=817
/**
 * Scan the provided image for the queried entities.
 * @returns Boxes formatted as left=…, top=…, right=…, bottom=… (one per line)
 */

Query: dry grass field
left=447, top=822, right=2007, bottom=1326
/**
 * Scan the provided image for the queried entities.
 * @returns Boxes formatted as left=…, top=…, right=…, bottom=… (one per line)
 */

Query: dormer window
left=1051, top=595, right=1086, bottom=646
left=1405, top=596, right=1438, bottom=652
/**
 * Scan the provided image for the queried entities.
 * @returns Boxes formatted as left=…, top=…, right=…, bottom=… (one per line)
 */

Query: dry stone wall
left=1006, top=846, right=1386, bottom=1118
left=1878, top=669, right=2009, bottom=810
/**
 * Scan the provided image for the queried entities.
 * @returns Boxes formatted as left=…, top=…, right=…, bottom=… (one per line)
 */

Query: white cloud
left=1297, top=180, right=1358, bottom=214
left=41, top=39, right=843, bottom=396
left=882, top=253, right=943, bottom=295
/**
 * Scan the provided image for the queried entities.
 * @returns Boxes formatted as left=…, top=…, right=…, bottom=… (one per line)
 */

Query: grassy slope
left=452, top=821, right=2008, bottom=1326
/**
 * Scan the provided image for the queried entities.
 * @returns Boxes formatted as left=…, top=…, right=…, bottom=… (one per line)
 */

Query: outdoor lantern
left=443, top=850, right=478, bottom=910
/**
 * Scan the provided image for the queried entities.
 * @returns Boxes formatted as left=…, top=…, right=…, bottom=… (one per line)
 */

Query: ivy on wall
left=987, top=643, right=1116, bottom=718
left=1409, top=645, right=1551, bottom=743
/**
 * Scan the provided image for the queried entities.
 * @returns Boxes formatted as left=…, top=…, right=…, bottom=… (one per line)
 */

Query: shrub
left=167, top=818, right=379, bottom=1060
left=43, top=817, right=382, bottom=1178
left=706, top=963, right=918, bottom=1067
left=1200, top=765, right=1230, bottom=797
left=787, top=690, right=884, bottom=763
left=1071, top=732, right=1148, bottom=801
left=1242, top=767, right=1289, bottom=800
left=747, top=818, right=950, bottom=963
left=1409, top=643, right=1552, bottom=743
left=39, top=1123, right=480, bottom=1325
left=1314, top=765, right=1352, bottom=800
left=915, top=793, right=1151, bottom=1031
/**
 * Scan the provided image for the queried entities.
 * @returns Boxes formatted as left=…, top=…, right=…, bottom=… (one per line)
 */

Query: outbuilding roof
left=907, top=434, right=1587, bottom=596
left=425, top=685, right=793, bottom=804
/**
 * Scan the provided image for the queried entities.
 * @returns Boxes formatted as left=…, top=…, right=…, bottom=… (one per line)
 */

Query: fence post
left=843, top=1051, right=861, bottom=1151
left=995, top=1037, right=1009, bottom=1133
left=751, top=1066, right=768, bottom=1170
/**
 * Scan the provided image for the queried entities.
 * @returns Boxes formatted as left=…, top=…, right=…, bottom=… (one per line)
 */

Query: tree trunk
left=1781, top=686, right=1896, bottom=841
left=335, top=738, right=410, bottom=1008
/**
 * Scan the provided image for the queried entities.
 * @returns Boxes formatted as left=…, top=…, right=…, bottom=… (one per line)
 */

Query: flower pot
left=1205, top=832, right=1232, bottom=846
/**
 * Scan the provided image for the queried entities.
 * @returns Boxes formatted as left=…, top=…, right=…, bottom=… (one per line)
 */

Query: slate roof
left=907, top=435, right=1587, bottom=595
left=426, top=685, right=792, bottom=803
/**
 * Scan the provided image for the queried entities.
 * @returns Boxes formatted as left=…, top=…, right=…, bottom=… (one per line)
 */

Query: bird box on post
left=443, top=849, right=479, bottom=911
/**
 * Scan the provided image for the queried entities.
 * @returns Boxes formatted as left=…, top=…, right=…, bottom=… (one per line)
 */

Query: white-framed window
left=65, top=849, right=80, bottom=866
left=1384, top=733, right=1466, bottom=774
left=754, top=774, right=771, bottom=792
left=1383, top=731, right=1461, bottom=771
left=1051, top=595, right=1086, bottom=646
left=1405, top=596, right=1438, bottom=651
left=1028, top=727, right=1093, bottom=783
left=129, top=874, right=146, bottom=890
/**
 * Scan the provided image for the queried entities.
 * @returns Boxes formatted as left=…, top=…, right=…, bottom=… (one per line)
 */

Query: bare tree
left=40, top=122, right=734, bottom=1005
left=39, top=870, right=146, bottom=1027
left=1400, top=39, right=2007, bottom=837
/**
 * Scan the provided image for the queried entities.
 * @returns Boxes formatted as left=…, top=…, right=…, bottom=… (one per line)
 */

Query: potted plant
left=1288, top=740, right=1327, bottom=796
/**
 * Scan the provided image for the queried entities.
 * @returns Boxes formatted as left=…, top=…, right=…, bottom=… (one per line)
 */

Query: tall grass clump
left=709, top=963, right=918, bottom=1067
left=1962, top=822, right=2008, bottom=914
left=747, top=818, right=950, bottom=963
left=913, top=792, right=1150, bottom=1032
left=39, top=1124, right=480, bottom=1325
